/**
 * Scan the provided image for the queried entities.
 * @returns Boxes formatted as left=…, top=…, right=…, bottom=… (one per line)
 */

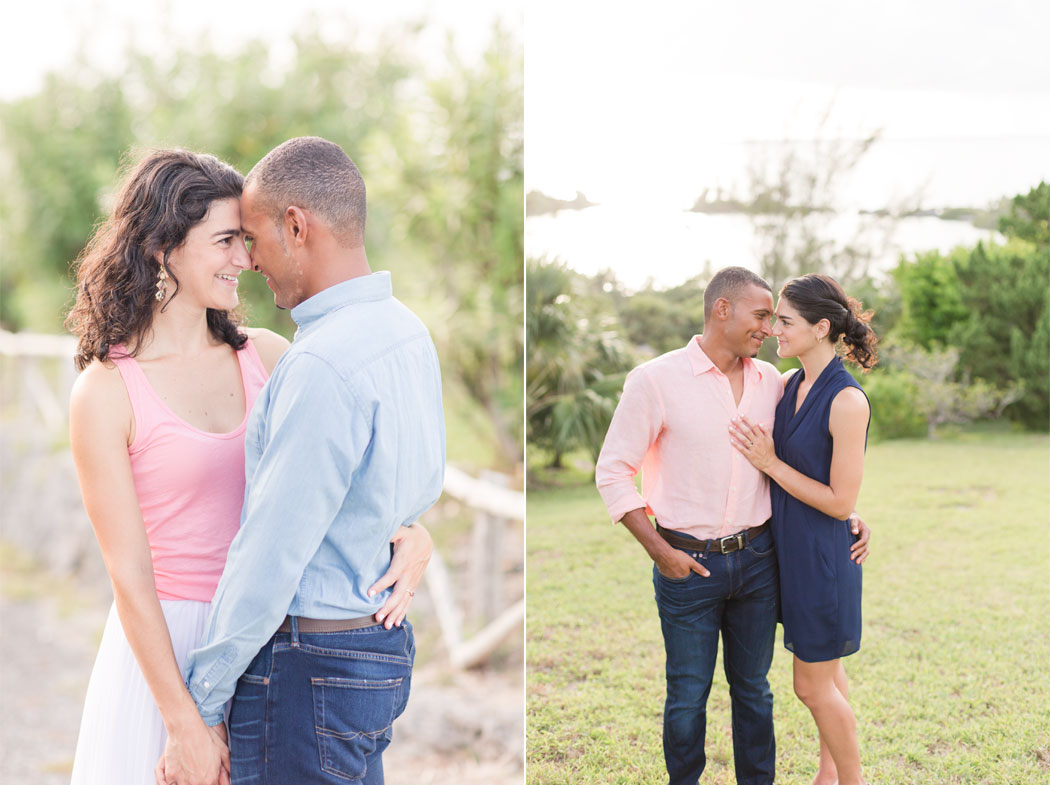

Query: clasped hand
left=155, top=721, right=229, bottom=785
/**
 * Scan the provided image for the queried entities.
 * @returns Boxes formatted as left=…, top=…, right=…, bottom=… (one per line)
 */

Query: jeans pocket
left=654, top=563, right=693, bottom=583
left=748, top=540, right=775, bottom=558
left=311, top=676, right=404, bottom=781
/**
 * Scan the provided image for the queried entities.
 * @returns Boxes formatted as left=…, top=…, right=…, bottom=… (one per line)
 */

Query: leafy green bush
left=861, top=371, right=927, bottom=441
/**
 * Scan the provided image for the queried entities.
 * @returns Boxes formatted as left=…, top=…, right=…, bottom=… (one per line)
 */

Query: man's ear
left=713, top=297, right=731, bottom=321
left=283, top=206, right=309, bottom=247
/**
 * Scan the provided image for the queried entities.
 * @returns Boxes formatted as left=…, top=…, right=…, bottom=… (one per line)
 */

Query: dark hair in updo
left=780, top=273, right=879, bottom=370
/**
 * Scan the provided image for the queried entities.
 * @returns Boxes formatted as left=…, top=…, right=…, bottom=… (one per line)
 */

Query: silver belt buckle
left=719, top=532, right=745, bottom=554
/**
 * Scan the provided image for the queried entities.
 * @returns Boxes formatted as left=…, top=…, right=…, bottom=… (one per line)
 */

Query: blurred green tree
left=526, top=258, right=633, bottom=471
left=885, top=182, right=1049, bottom=430
left=0, top=18, right=524, bottom=464
left=891, top=248, right=967, bottom=349
left=998, top=180, right=1049, bottom=247
left=617, top=275, right=706, bottom=356
left=392, top=27, right=524, bottom=465
left=952, top=238, right=1048, bottom=430
left=0, top=75, right=134, bottom=329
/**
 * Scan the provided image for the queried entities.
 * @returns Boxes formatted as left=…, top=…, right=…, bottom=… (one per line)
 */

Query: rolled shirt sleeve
left=595, top=367, right=664, bottom=524
left=184, top=354, right=369, bottom=725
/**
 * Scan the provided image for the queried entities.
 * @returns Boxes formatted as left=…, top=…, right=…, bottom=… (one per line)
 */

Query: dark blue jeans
left=227, top=619, right=414, bottom=784
left=653, top=526, right=779, bottom=785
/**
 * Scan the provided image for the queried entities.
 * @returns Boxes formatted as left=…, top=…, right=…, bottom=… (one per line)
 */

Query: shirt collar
left=686, top=335, right=765, bottom=381
left=290, top=271, right=393, bottom=334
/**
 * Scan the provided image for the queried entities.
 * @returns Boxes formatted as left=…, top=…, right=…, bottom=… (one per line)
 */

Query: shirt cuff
left=603, top=489, right=648, bottom=525
left=199, top=709, right=225, bottom=727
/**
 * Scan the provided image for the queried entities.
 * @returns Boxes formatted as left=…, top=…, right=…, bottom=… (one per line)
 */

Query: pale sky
left=526, top=0, right=1050, bottom=202
left=1, top=0, right=522, bottom=100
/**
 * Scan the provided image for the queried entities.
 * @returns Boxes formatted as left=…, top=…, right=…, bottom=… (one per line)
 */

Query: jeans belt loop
left=290, top=615, right=300, bottom=647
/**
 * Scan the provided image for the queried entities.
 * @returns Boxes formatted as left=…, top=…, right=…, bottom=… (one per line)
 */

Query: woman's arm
left=69, top=364, right=228, bottom=783
left=730, top=386, right=870, bottom=520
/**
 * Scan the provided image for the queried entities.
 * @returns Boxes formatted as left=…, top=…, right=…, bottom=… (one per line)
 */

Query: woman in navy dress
left=729, top=273, right=878, bottom=785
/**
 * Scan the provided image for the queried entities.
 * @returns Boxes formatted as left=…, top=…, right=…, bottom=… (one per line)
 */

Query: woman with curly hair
left=65, top=149, right=430, bottom=785
left=729, top=273, right=878, bottom=785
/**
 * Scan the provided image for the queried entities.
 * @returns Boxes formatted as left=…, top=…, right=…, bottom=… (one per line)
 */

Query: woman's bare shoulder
left=830, top=384, right=871, bottom=425
left=70, top=358, right=132, bottom=433
left=242, top=327, right=291, bottom=375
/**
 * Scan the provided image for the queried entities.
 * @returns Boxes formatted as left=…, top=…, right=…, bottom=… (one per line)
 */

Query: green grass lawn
left=526, top=429, right=1050, bottom=784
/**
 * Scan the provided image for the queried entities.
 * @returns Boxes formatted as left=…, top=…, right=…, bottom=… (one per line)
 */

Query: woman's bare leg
left=813, top=660, right=850, bottom=785
left=794, top=657, right=864, bottom=785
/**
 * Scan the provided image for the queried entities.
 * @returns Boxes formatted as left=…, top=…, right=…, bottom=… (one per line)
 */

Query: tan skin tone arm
left=620, top=508, right=711, bottom=579
left=70, top=365, right=229, bottom=785
left=729, top=387, right=871, bottom=521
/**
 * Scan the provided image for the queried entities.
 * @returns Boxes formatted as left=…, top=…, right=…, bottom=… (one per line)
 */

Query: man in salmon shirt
left=595, top=266, right=870, bottom=785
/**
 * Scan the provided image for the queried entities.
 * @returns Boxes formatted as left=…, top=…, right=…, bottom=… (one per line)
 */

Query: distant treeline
left=0, top=18, right=524, bottom=467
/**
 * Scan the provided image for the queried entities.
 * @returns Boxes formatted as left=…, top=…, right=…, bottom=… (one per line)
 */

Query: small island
left=526, top=190, right=597, bottom=216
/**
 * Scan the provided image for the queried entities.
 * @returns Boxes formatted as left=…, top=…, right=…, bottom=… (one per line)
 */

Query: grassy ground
left=526, top=428, right=1050, bottom=784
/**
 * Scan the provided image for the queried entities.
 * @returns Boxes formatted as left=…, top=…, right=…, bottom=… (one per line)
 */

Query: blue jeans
left=653, top=526, right=779, bottom=785
left=227, top=619, right=414, bottom=784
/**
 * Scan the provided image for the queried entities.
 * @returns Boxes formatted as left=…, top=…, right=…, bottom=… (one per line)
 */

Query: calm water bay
left=526, top=136, right=1048, bottom=290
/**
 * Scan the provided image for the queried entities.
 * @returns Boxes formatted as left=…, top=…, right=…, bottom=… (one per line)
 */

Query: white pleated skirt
left=70, top=599, right=213, bottom=785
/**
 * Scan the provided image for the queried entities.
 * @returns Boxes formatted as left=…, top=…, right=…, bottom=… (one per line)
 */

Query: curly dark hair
left=66, top=149, right=248, bottom=370
left=780, top=273, right=879, bottom=370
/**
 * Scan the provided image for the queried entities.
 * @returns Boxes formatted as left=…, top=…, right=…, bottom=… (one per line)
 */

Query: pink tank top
left=110, top=340, right=269, bottom=601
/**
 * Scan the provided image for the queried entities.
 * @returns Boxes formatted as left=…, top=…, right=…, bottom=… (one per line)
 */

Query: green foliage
left=887, top=182, right=1049, bottom=432
left=0, top=75, right=135, bottom=330
left=868, top=343, right=1021, bottom=439
left=861, top=370, right=927, bottom=441
left=391, top=27, right=524, bottom=464
left=617, top=275, right=705, bottom=356
left=526, top=259, right=634, bottom=470
left=0, top=18, right=523, bottom=465
left=951, top=238, right=1049, bottom=430
left=891, top=249, right=967, bottom=349
left=998, top=180, right=1049, bottom=247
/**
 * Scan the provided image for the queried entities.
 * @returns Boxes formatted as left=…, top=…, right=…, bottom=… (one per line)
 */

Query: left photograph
left=0, top=5, right=523, bottom=785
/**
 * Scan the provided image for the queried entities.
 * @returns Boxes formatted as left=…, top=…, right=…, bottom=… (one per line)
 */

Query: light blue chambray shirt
left=185, top=271, right=445, bottom=725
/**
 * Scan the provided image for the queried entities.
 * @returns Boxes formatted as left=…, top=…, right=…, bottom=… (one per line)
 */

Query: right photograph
left=524, top=4, right=1050, bottom=785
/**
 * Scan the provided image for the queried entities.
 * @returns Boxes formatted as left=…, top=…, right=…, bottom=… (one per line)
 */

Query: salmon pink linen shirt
left=596, top=335, right=783, bottom=541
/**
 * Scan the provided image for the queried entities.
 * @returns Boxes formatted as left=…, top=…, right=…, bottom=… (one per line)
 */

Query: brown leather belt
left=657, top=520, right=770, bottom=555
left=277, top=615, right=379, bottom=633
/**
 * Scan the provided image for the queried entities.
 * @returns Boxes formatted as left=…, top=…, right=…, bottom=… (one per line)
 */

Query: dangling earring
left=155, top=266, right=168, bottom=301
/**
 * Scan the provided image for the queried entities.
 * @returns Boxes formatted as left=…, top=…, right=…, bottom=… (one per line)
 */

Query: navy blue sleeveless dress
left=771, top=356, right=868, bottom=663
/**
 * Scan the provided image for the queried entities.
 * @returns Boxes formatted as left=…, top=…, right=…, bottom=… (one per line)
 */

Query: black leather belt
left=656, top=519, right=770, bottom=554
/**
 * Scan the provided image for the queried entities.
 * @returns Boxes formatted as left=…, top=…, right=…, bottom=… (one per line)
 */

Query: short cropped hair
left=703, top=266, right=771, bottom=319
left=245, top=137, right=366, bottom=247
